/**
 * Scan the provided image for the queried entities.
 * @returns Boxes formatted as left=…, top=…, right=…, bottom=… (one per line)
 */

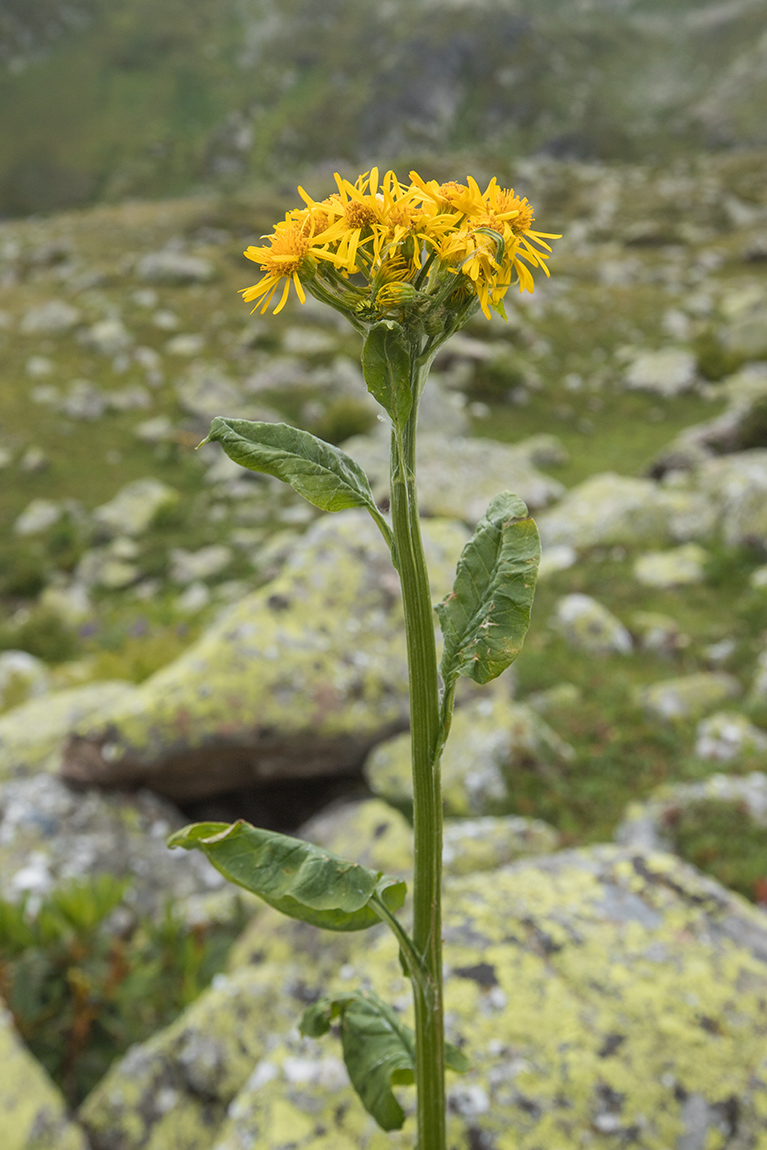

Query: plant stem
left=389, top=365, right=446, bottom=1150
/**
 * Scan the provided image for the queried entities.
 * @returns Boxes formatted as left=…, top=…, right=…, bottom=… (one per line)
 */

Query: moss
left=668, top=797, right=767, bottom=904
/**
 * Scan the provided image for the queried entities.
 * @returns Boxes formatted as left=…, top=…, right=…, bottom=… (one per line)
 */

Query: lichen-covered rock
left=0, top=1004, right=88, bottom=1150
left=637, top=672, right=742, bottom=722
left=695, top=711, right=767, bottom=761
left=537, top=472, right=715, bottom=549
left=298, top=798, right=560, bottom=878
left=91, top=479, right=179, bottom=538
left=616, top=772, right=767, bottom=852
left=629, top=612, right=687, bottom=656
left=633, top=544, right=708, bottom=589
left=62, top=513, right=468, bottom=800
left=20, top=300, right=81, bottom=336
left=136, top=251, right=215, bottom=284
left=0, top=774, right=234, bottom=922
left=344, top=431, right=564, bottom=521
left=692, top=450, right=767, bottom=547
left=0, top=681, right=134, bottom=780
left=551, top=593, right=632, bottom=655
left=210, top=848, right=767, bottom=1150
left=623, top=348, right=698, bottom=397
left=364, top=694, right=572, bottom=816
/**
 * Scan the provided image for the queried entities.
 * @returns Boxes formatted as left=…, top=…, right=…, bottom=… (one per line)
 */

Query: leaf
left=167, top=821, right=405, bottom=932
left=300, top=990, right=469, bottom=1132
left=361, top=320, right=413, bottom=428
left=204, top=417, right=380, bottom=516
left=436, top=491, right=541, bottom=686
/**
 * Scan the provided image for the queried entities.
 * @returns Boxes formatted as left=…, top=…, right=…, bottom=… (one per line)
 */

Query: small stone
left=165, top=333, right=206, bottom=356
left=749, top=650, right=767, bottom=702
left=107, top=384, right=152, bottom=412
left=60, top=379, right=108, bottom=420
left=623, top=349, right=698, bottom=397
left=526, top=682, right=582, bottom=713
left=20, top=299, right=81, bottom=335
left=19, top=446, right=48, bottom=472
left=175, top=583, right=211, bottom=614
left=631, top=612, right=687, bottom=655
left=281, top=326, right=338, bottom=355
left=13, top=498, right=62, bottom=536
left=551, top=594, right=632, bottom=655
left=82, top=318, right=134, bottom=356
left=695, top=712, right=767, bottom=761
left=633, top=544, right=708, bottom=588
left=136, top=251, right=215, bottom=285
left=39, top=583, right=91, bottom=625
left=538, top=543, right=577, bottom=579
left=92, top=478, right=178, bottom=537
left=134, top=415, right=174, bottom=442
left=637, top=672, right=741, bottom=722
left=25, top=354, right=54, bottom=377
left=152, top=309, right=180, bottom=330
left=749, top=565, right=767, bottom=589
left=170, top=545, right=233, bottom=584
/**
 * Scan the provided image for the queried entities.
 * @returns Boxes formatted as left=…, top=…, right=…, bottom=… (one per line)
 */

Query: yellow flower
left=240, top=211, right=351, bottom=315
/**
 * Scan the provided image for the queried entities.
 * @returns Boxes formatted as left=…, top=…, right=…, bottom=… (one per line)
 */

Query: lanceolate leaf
left=167, top=821, right=406, bottom=932
left=300, top=990, right=469, bottom=1132
left=204, top=417, right=380, bottom=516
left=436, top=491, right=541, bottom=686
left=361, top=320, right=413, bottom=428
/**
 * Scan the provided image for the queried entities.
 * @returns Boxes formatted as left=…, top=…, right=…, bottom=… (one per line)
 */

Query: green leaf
left=204, top=417, right=380, bottom=516
left=300, top=990, right=469, bottom=1131
left=436, top=491, right=541, bottom=686
left=167, top=821, right=405, bottom=932
left=361, top=320, right=413, bottom=428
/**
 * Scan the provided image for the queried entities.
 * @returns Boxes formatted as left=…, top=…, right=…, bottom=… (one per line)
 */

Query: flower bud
left=376, top=282, right=418, bottom=310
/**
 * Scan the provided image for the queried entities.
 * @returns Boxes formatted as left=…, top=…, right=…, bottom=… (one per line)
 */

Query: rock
left=0, top=1003, right=88, bottom=1150
left=617, top=772, right=767, bottom=852
left=13, top=498, right=63, bottom=536
left=61, top=512, right=467, bottom=800
left=692, top=451, right=767, bottom=547
left=59, top=380, right=108, bottom=420
left=282, top=326, right=338, bottom=355
left=623, top=348, right=698, bottom=397
left=720, top=302, right=767, bottom=359
left=19, top=300, right=81, bottom=335
left=134, top=415, right=174, bottom=443
left=81, top=319, right=133, bottom=357
left=20, top=446, right=49, bottom=472
left=537, top=542, right=576, bottom=579
left=25, top=355, right=54, bottom=377
left=176, top=363, right=277, bottom=424
left=441, top=814, right=560, bottom=874
left=82, top=845, right=767, bottom=1150
left=551, top=593, right=632, bottom=655
left=0, top=681, right=134, bottom=780
left=0, top=652, right=50, bottom=713
left=525, top=682, right=582, bottom=713
left=637, top=672, right=742, bottom=723
left=695, top=712, right=767, bottom=761
left=170, top=546, right=233, bottom=584
left=0, top=773, right=234, bottom=922
left=165, top=333, right=206, bottom=357
left=38, top=583, right=91, bottom=626
left=537, top=472, right=715, bottom=549
left=75, top=542, right=141, bottom=590
left=344, top=431, right=564, bottom=521
left=136, top=251, right=215, bottom=285
left=633, top=543, right=708, bottom=588
left=365, top=694, right=572, bottom=816
left=630, top=611, right=688, bottom=655
left=92, top=478, right=178, bottom=538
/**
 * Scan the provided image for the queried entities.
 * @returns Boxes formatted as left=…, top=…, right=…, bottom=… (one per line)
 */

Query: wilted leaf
left=436, top=491, right=540, bottom=685
left=167, top=821, right=405, bottom=932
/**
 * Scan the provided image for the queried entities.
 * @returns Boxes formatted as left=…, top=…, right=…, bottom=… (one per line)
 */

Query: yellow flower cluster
left=241, top=169, right=559, bottom=319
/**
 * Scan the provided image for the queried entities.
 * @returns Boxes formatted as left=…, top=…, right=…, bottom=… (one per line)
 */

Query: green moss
left=668, top=798, right=767, bottom=904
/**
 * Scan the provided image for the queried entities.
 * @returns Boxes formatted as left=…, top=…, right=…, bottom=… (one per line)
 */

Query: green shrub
left=0, top=609, right=79, bottom=663
left=0, top=875, right=245, bottom=1106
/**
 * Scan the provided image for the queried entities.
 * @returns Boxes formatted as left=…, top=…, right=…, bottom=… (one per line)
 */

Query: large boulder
left=0, top=1003, right=88, bottom=1150
left=62, top=513, right=468, bottom=799
left=364, top=693, right=573, bottom=816
left=537, top=472, right=715, bottom=549
left=0, top=682, right=135, bottom=781
left=344, top=431, right=564, bottom=521
left=0, top=774, right=233, bottom=922
left=80, top=846, right=767, bottom=1150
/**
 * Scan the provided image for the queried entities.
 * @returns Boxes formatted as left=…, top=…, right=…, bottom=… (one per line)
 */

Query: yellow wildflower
left=240, top=211, right=350, bottom=315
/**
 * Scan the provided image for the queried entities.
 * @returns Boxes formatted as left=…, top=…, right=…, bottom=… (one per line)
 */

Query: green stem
left=389, top=364, right=446, bottom=1150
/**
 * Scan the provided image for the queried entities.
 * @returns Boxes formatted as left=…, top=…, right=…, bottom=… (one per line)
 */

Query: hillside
left=2, top=0, right=767, bottom=215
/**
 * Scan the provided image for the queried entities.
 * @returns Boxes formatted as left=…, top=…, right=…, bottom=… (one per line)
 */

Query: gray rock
left=365, top=693, right=572, bottom=816
left=165, top=333, right=206, bottom=357
left=551, top=593, right=632, bottom=655
left=92, top=478, right=178, bottom=537
left=20, top=300, right=81, bottom=335
left=61, top=512, right=468, bottom=800
left=0, top=652, right=50, bottom=713
left=170, top=546, right=233, bottom=584
left=13, top=498, right=63, bottom=536
left=80, top=845, right=767, bottom=1150
left=695, top=712, right=767, bottom=761
left=630, top=611, right=688, bottom=656
left=721, top=302, right=767, bottom=359
left=617, top=772, right=767, bottom=853
left=537, top=472, right=715, bottom=549
left=81, top=319, right=133, bottom=357
left=0, top=681, right=134, bottom=780
left=176, top=363, right=278, bottom=424
left=282, top=326, right=338, bottom=355
left=0, top=1002, right=88, bottom=1150
left=633, top=544, right=708, bottom=588
left=344, top=430, right=564, bottom=521
left=0, top=774, right=231, bottom=922
left=692, top=451, right=767, bottom=547
left=637, top=673, right=742, bottom=723
left=624, top=348, right=698, bottom=397
left=60, top=379, right=108, bottom=420
left=136, top=251, right=215, bottom=285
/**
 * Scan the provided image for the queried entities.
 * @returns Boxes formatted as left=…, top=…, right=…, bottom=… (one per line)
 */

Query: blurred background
left=3, top=0, right=767, bottom=1133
